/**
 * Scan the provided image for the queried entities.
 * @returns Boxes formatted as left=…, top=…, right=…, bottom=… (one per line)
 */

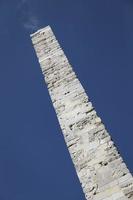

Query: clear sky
left=0, top=0, right=133, bottom=199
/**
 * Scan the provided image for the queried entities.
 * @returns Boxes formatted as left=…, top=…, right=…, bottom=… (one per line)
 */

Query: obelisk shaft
left=31, top=26, right=133, bottom=200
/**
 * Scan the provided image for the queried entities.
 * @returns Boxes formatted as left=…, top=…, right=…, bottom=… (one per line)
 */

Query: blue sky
left=0, top=0, right=133, bottom=199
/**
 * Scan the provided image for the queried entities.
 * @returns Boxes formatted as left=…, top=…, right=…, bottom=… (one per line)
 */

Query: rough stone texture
left=31, top=26, right=133, bottom=200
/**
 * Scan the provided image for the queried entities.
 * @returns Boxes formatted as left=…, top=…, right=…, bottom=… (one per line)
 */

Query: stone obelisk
left=30, top=26, right=133, bottom=200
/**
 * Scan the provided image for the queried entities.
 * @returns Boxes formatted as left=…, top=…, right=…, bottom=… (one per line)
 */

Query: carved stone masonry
left=31, top=26, right=133, bottom=200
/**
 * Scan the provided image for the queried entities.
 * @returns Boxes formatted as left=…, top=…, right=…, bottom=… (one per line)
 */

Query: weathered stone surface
left=31, top=25, right=133, bottom=200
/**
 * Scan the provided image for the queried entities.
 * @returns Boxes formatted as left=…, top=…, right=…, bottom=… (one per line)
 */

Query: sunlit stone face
left=31, top=26, right=133, bottom=200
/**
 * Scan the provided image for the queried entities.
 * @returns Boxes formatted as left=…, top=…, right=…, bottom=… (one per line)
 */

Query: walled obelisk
left=30, top=26, right=133, bottom=200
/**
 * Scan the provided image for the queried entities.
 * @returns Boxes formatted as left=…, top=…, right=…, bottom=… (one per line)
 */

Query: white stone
left=31, top=26, right=133, bottom=200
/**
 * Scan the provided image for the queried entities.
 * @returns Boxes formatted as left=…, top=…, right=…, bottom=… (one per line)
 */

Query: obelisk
left=30, top=26, right=133, bottom=200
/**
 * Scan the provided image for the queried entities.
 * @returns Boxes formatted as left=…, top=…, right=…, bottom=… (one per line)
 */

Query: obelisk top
left=30, top=25, right=51, bottom=37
